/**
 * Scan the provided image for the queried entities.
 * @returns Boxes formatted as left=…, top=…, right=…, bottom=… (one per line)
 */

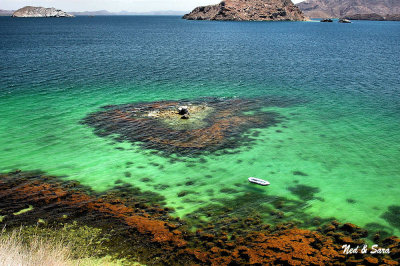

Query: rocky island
left=12, top=6, right=74, bottom=18
left=183, top=0, right=308, bottom=21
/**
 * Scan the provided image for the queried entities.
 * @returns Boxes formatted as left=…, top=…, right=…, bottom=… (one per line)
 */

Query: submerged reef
left=1, top=170, right=399, bottom=265
left=82, top=97, right=287, bottom=155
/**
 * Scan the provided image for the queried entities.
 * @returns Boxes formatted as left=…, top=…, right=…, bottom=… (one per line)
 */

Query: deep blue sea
left=0, top=16, right=400, bottom=237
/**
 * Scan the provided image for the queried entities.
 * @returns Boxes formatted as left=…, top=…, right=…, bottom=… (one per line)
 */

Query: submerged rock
left=183, top=0, right=308, bottom=21
left=12, top=6, right=74, bottom=18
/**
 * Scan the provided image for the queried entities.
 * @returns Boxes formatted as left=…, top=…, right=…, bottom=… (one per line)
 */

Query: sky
left=1, top=0, right=303, bottom=12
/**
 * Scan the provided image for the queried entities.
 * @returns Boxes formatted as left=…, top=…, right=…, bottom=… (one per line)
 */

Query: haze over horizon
left=1, top=0, right=303, bottom=12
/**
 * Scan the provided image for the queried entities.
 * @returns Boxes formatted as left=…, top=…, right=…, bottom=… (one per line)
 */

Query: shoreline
left=1, top=170, right=398, bottom=265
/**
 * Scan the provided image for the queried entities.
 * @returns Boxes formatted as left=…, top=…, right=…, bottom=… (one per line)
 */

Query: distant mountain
left=71, top=10, right=113, bottom=16
left=1, top=8, right=186, bottom=17
left=72, top=10, right=187, bottom=16
left=296, top=0, right=400, bottom=18
left=0, top=9, right=14, bottom=16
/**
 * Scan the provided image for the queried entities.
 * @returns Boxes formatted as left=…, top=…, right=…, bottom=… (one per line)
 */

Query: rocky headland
left=183, top=0, right=308, bottom=21
left=12, top=6, right=74, bottom=18
left=297, top=0, right=400, bottom=18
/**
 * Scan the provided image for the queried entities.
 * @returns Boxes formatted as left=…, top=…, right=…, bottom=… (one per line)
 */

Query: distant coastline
left=343, top=13, right=400, bottom=21
left=71, top=10, right=187, bottom=16
left=0, top=8, right=187, bottom=17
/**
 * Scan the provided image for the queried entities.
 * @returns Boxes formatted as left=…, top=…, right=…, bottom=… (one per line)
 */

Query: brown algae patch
left=82, top=97, right=284, bottom=154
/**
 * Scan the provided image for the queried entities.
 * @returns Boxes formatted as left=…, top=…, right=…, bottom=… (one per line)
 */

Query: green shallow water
left=1, top=82, right=399, bottom=236
left=0, top=16, right=399, bottom=237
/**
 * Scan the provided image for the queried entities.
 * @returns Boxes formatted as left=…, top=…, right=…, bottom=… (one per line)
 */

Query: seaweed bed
left=1, top=171, right=399, bottom=265
left=81, top=97, right=287, bottom=155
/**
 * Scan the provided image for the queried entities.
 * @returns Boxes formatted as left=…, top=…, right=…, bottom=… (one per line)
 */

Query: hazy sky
left=1, top=0, right=303, bottom=12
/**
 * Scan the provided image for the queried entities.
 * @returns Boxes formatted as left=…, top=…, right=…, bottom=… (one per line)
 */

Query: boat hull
left=248, top=177, right=270, bottom=186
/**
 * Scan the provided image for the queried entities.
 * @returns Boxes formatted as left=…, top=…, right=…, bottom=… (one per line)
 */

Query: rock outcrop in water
left=297, top=0, right=400, bottom=18
left=12, top=6, right=74, bottom=18
left=82, top=97, right=290, bottom=155
left=183, top=0, right=308, bottom=21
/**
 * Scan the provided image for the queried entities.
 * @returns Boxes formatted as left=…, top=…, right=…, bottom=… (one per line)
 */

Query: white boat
left=248, top=177, right=270, bottom=186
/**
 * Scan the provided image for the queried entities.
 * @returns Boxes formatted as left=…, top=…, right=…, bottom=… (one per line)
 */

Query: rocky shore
left=183, top=0, right=308, bottom=21
left=12, top=6, right=74, bottom=18
left=0, top=170, right=399, bottom=265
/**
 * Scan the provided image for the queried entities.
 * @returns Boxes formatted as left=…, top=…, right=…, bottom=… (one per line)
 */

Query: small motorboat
left=248, top=177, right=270, bottom=186
left=339, top=18, right=351, bottom=23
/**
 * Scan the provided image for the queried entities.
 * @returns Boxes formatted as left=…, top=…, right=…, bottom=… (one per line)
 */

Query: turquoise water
left=1, top=16, right=399, bottom=236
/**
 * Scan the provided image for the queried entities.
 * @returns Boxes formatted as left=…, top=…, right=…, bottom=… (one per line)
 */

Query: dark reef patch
left=365, top=222, right=394, bottom=242
left=381, top=205, right=400, bottom=230
left=288, top=184, right=320, bottom=201
left=177, top=190, right=196, bottom=197
left=153, top=184, right=170, bottom=190
left=109, top=182, right=166, bottom=206
left=346, top=198, right=356, bottom=204
left=293, top=171, right=308, bottom=176
left=206, top=189, right=214, bottom=196
left=81, top=97, right=290, bottom=155
left=185, top=181, right=195, bottom=186
left=184, top=191, right=334, bottom=232
left=220, top=188, right=239, bottom=194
